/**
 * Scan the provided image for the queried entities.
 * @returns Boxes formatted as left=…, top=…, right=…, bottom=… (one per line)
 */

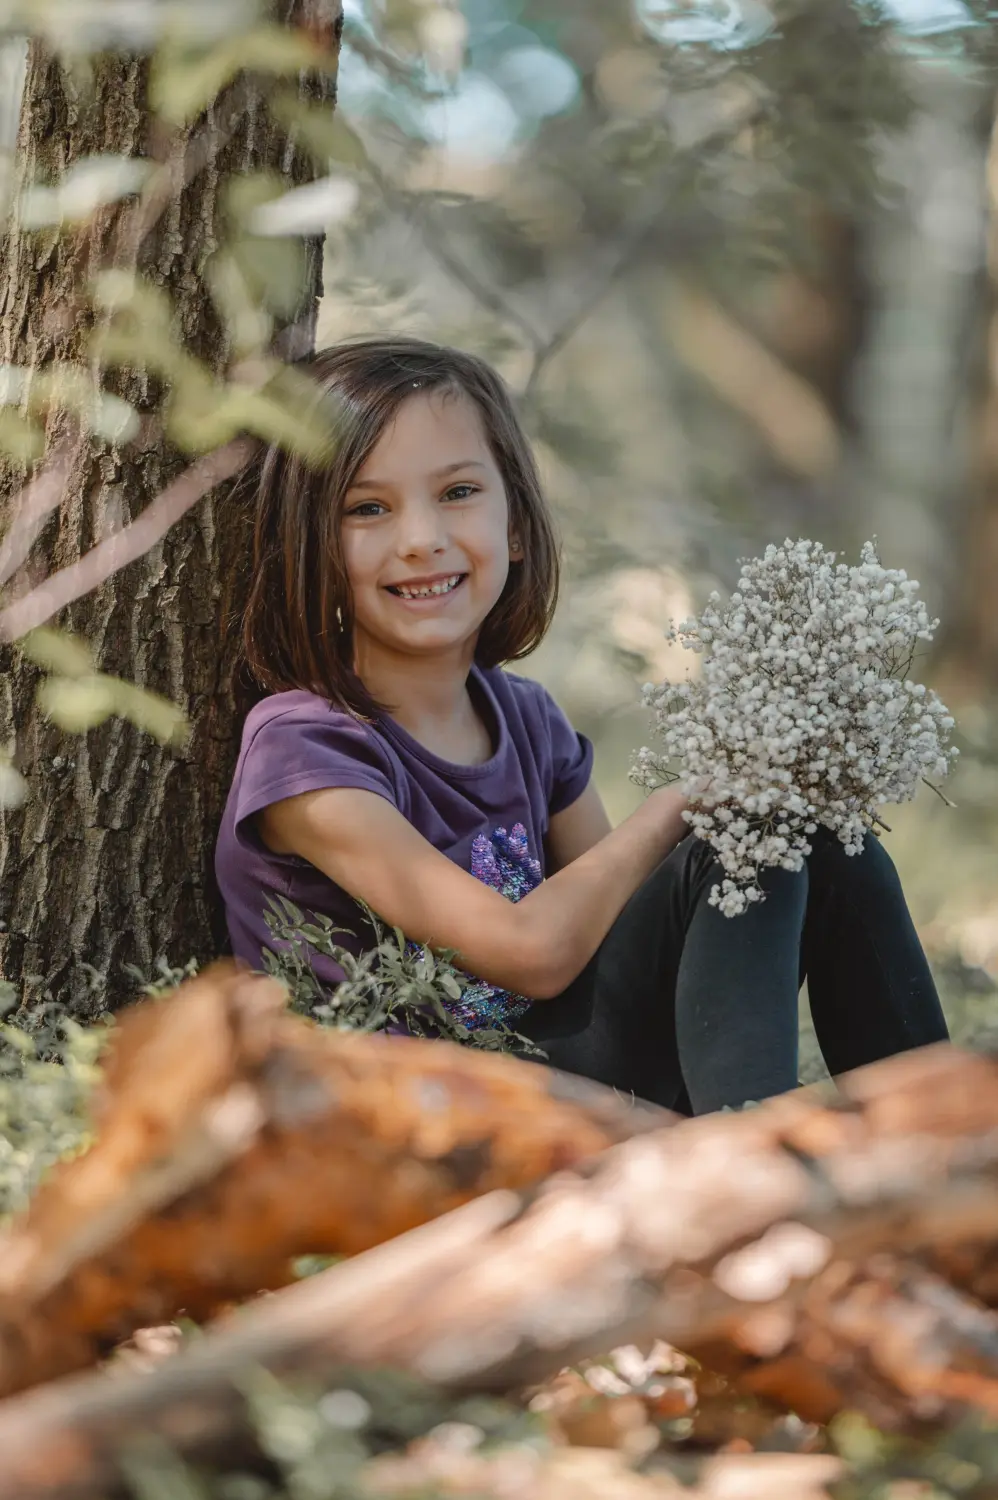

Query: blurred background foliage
left=2, top=0, right=998, bottom=1037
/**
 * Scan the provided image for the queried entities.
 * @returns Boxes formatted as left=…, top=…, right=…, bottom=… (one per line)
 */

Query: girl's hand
left=686, top=774, right=718, bottom=803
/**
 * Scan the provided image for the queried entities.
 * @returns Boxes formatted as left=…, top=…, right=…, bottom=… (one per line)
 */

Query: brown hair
left=241, top=335, right=561, bottom=717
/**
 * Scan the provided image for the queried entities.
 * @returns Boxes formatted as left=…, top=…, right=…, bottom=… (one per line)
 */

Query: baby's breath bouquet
left=631, top=539, right=958, bottom=916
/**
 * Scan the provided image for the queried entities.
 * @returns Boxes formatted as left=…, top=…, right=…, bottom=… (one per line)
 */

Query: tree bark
left=936, top=89, right=998, bottom=702
left=0, top=4, right=340, bottom=1018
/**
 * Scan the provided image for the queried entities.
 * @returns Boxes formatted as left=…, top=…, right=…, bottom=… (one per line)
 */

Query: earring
left=335, top=605, right=344, bottom=631
left=510, top=539, right=522, bottom=557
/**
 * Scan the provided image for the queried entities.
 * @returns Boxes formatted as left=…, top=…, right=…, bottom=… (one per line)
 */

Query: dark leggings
left=519, top=830, right=950, bottom=1114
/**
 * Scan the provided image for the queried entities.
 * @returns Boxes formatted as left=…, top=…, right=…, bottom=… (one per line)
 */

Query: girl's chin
left=355, top=618, right=484, bottom=657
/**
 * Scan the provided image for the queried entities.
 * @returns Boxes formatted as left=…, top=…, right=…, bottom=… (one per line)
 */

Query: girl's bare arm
left=258, top=784, right=689, bottom=1000
left=545, top=781, right=614, bottom=871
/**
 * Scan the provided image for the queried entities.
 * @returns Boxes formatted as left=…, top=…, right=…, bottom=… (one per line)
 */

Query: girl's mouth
left=385, top=573, right=467, bottom=601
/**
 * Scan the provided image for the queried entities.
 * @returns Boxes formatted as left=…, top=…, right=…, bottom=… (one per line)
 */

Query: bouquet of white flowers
left=630, top=539, right=958, bottom=916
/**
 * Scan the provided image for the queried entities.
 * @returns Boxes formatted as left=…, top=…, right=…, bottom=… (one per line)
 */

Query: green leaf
left=205, top=249, right=273, bottom=356
left=228, top=385, right=334, bottom=464
left=269, top=90, right=370, bottom=171
left=37, top=674, right=118, bottom=732
left=90, top=269, right=152, bottom=315
left=111, top=681, right=189, bottom=748
left=0, top=365, right=27, bottom=404
left=19, top=155, right=151, bottom=229
left=150, top=28, right=335, bottom=125
left=86, top=392, right=140, bottom=444
left=0, top=754, right=27, bottom=811
left=164, top=387, right=243, bottom=454
left=248, top=176, right=360, bottom=237
left=89, top=274, right=197, bottom=383
left=168, top=376, right=333, bottom=463
left=230, top=233, right=308, bottom=319
left=0, top=408, right=44, bottom=464
left=20, top=627, right=95, bottom=678
left=30, top=368, right=140, bottom=444
left=90, top=272, right=177, bottom=341
left=0, top=1023, right=35, bottom=1057
left=224, top=170, right=290, bottom=223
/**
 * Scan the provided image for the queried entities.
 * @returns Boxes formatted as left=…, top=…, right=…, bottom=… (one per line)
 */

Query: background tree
left=0, top=1, right=342, bottom=1015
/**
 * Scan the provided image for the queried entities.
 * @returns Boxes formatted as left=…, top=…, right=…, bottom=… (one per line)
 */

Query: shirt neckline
left=373, top=664, right=507, bottom=780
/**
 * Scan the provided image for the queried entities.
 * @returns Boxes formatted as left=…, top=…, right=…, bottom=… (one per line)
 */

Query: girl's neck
left=354, top=640, right=493, bottom=766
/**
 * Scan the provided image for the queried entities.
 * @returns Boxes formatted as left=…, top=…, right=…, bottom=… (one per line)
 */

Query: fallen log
left=0, top=961, right=668, bottom=1397
left=364, top=1442, right=845, bottom=1500
left=3, top=1044, right=998, bottom=1494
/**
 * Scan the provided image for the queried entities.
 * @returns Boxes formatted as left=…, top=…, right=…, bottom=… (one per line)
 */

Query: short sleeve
left=234, top=706, right=397, bottom=837
left=543, top=690, right=594, bottom=815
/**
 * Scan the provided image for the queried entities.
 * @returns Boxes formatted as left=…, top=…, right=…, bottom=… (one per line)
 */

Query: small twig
left=370, top=160, right=543, bottom=354
left=0, top=437, right=257, bottom=641
left=922, top=777, right=958, bottom=810
left=521, top=202, right=670, bottom=403
left=366, top=97, right=765, bottom=406
left=521, top=101, right=767, bottom=400
left=0, top=429, right=80, bottom=590
left=342, top=19, right=451, bottom=102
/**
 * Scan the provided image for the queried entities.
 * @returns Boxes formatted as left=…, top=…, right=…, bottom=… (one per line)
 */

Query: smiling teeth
left=394, top=575, right=462, bottom=598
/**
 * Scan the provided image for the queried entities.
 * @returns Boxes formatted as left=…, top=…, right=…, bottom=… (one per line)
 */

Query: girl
left=215, top=335, right=949, bottom=1114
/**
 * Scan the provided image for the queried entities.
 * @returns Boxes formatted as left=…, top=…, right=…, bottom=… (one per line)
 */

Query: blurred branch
left=662, top=280, right=841, bottom=479
left=521, top=198, right=677, bottom=404
left=0, top=436, right=256, bottom=641
left=367, top=97, right=768, bottom=406
left=521, top=101, right=769, bottom=400
left=342, top=17, right=450, bottom=102
left=366, top=156, right=544, bottom=353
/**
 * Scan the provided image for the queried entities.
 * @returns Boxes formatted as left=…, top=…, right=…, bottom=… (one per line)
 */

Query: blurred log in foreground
left=366, top=1443, right=845, bottom=1500
left=0, top=961, right=668, bottom=1399
left=3, top=1024, right=998, bottom=1494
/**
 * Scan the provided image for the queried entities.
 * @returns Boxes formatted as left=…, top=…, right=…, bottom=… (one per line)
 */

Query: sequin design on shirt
left=446, top=822, right=541, bottom=1031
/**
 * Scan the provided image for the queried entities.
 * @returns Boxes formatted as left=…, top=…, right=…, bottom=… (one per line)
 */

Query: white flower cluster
left=630, top=539, right=958, bottom=916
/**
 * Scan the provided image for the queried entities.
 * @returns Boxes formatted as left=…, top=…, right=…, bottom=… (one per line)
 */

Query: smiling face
left=340, top=387, right=519, bottom=671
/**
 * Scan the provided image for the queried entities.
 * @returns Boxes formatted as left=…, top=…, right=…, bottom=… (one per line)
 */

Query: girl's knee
left=808, top=827, right=900, bottom=891
left=754, top=858, right=809, bottom=907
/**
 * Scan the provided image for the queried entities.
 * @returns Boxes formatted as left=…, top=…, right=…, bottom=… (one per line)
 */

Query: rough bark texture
left=0, top=5, right=340, bottom=1017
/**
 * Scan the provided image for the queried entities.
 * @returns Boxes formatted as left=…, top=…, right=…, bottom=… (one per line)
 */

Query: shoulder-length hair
left=241, top=335, right=560, bottom=717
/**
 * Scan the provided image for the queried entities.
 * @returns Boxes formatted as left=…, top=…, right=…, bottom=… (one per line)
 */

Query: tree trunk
left=0, top=4, right=340, bottom=1018
left=936, top=89, right=998, bottom=703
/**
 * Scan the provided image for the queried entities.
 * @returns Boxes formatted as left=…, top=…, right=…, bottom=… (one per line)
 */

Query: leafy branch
left=261, top=896, right=545, bottom=1058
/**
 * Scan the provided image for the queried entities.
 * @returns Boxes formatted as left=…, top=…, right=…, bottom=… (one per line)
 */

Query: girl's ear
left=509, top=535, right=523, bottom=562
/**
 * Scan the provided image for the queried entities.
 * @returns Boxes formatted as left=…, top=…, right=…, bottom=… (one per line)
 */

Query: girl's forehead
left=355, top=389, right=493, bottom=479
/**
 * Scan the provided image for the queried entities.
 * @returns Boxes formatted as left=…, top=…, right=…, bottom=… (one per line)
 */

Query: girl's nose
left=397, top=498, right=448, bottom=555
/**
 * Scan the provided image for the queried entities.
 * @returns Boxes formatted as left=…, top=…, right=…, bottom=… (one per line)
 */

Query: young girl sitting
left=214, top=335, right=949, bottom=1114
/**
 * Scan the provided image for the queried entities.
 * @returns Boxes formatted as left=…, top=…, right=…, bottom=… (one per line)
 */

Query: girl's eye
left=443, top=484, right=479, bottom=501
left=345, top=500, right=385, bottom=518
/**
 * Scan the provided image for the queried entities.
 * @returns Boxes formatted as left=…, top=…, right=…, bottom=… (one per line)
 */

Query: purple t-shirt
left=214, top=665, right=593, bottom=1030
